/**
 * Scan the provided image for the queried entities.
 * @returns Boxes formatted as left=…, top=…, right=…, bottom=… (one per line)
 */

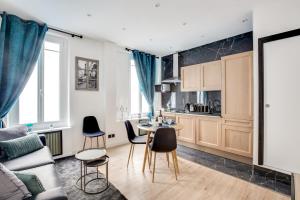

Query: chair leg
left=131, top=144, right=135, bottom=158
left=148, top=149, right=152, bottom=169
left=172, top=151, right=178, bottom=180
left=152, top=152, right=156, bottom=183
left=90, top=137, right=93, bottom=149
left=97, top=136, right=99, bottom=148
left=83, top=136, right=87, bottom=150
left=174, top=150, right=179, bottom=174
left=127, top=144, right=133, bottom=168
left=102, top=135, right=106, bottom=149
left=166, top=153, right=169, bottom=167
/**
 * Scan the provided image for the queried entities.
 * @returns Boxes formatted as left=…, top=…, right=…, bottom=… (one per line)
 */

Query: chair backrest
left=151, top=128, right=177, bottom=152
left=124, top=120, right=136, bottom=142
left=83, top=116, right=100, bottom=133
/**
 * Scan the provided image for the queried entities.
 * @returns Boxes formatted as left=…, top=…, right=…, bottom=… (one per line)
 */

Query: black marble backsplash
left=161, top=32, right=253, bottom=109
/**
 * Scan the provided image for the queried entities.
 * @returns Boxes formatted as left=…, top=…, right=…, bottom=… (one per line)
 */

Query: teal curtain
left=0, top=12, right=48, bottom=127
left=132, top=50, right=156, bottom=115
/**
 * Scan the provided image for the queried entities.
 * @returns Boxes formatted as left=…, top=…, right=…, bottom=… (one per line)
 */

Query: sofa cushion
left=3, top=146, right=54, bottom=171
left=0, top=125, right=28, bottom=160
left=19, top=164, right=62, bottom=190
left=0, top=133, right=44, bottom=160
left=34, top=187, right=68, bottom=200
left=0, top=163, right=32, bottom=200
left=14, top=171, right=46, bottom=196
left=0, top=125, right=28, bottom=141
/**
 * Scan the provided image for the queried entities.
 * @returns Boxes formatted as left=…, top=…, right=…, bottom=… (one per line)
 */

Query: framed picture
left=75, top=56, right=99, bottom=91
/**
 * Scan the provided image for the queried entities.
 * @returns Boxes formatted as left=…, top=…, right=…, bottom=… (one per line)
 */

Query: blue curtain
left=0, top=12, right=48, bottom=127
left=132, top=50, right=156, bottom=115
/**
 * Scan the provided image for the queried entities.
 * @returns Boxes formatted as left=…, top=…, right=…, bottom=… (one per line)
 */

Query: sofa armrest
left=34, top=187, right=68, bottom=200
left=38, top=134, right=46, bottom=146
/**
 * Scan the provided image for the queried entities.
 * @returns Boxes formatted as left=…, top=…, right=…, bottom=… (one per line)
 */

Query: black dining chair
left=124, top=120, right=149, bottom=167
left=82, top=116, right=106, bottom=150
left=149, top=127, right=179, bottom=182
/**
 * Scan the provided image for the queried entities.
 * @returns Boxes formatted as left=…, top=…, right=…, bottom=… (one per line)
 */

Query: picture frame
left=75, top=56, right=99, bottom=91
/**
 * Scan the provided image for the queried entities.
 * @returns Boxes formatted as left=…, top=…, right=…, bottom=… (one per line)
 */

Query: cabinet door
left=176, top=115, right=195, bottom=143
left=181, top=64, right=201, bottom=91
left=221, top=124, right=252, bottom=157
left=201, top=61, right=222, bottom=91
left=221, top=52, right=253, bottom=120
left=196, top=117, right=221, bottom=148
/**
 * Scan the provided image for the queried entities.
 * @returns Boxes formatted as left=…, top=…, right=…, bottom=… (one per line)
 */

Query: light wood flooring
left=98, top=144, right=290, bottom=200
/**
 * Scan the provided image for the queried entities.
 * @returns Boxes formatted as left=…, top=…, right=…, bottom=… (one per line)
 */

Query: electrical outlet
left=108, top=134, right=112, bottom=138
left=112, top=134, right=115, bottom=138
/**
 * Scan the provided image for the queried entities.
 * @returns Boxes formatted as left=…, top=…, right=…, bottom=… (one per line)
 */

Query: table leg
left=80, top=161, right=83, bottom=189
left=106, top=161, right=109, bottom=187
left=142, top=131, right=151, bottom=172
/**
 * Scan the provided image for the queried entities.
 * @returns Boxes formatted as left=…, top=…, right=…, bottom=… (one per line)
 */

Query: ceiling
left=0, top=0, right=272, bottom=56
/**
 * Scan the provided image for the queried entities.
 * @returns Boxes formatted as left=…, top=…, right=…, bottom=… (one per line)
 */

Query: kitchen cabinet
left=221, top=51, right=253, bottom=120
left=221, top=124, right=253, bottom=158
left=181, top=64, right=201, bottom=91
left=201, top=60, right=222, bottom=91
left=176, top=115, right=196, bottom=143
left=181, top=61, right=221, bottom=92
left=195, top=117, right=221, bottom=148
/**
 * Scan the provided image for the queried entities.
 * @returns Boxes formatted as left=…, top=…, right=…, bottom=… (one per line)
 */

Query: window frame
left=129, top=59, right=149, bottom=117
left=8, top=34, right=69, bottom=130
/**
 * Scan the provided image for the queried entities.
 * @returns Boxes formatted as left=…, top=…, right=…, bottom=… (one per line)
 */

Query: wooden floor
left=98, top=144, right=290, bottom=200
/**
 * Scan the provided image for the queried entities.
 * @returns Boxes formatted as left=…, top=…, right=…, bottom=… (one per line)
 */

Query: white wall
left=252, top=0, right=300, bottom=168
left=57, top=35, right=131, bottom=156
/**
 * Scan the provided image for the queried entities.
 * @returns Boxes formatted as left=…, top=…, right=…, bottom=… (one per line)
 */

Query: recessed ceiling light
left=242, top=18, right=248, bottom=23
left=122, top=27, right=127, bottom=31
left=87, top=13, right=92, bottom=17
left=154, top=2, right=160, bottom=8
left=182, top=22, right=187, bottom=26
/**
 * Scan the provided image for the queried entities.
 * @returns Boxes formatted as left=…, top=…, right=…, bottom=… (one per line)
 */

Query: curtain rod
left=48, top=27, right=83, bottom=39
left=0, top=12, right=83, bottom=39
left=125, top=47, right=159, bottom=59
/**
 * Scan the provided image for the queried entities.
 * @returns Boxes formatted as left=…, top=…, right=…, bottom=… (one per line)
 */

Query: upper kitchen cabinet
left=201, top=60, right=222, bottom=91
left=181, top=61, right=221, bottom=92
left=221, top=51, right=253, bottom=120
left=181, top=64, right=201, bottom=91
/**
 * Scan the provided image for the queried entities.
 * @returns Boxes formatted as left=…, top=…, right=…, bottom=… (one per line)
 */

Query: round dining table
left=137, top=123, right=183, bottom=172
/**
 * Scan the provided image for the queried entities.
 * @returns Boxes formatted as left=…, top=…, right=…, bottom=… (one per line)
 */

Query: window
left=130, top=59, right=150, bottom=116
left=9, top=35, right=68, bottom=129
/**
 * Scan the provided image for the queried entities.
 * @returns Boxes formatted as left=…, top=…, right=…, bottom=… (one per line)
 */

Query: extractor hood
left=161, top=53, right=181, bottom=84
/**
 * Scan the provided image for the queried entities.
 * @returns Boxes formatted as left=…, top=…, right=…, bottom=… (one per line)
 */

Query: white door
left=264, top=35, right=300, bottom=173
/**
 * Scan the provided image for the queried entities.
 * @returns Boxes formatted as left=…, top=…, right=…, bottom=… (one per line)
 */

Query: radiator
left=42, top=131, right=63, bottom=156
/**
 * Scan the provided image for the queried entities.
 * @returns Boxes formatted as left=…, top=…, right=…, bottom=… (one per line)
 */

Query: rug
left=55, top=156, right=127, bottom=200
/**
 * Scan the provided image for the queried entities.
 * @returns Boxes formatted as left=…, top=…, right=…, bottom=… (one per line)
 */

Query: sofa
left=0, top=126, right=68, bottom=200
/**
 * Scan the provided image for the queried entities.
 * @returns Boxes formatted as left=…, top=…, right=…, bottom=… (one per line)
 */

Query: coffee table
left=75, top=148, right=109, bottom=194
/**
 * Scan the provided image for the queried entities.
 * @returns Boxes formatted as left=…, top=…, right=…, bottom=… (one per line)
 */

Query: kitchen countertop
left=164, top=111, right=222, bottom=118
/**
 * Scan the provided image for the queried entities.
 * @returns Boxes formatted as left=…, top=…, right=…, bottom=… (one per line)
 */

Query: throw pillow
left=14, top=172, right=45, bottom=196
left=0, top=133, right=43, bottom=160
left=0, top=125, right=28, bottom=161
left=0, top=163, right=31, bottom=200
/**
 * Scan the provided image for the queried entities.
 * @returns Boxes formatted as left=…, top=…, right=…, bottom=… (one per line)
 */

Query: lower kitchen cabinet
left=176, top=115, right=196, bottom=143
left=221, top=124, right=253, bottom=158
left=195, top=117, right=221, bottom=148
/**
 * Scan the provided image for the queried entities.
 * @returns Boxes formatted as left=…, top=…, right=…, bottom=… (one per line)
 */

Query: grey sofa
left=0, top=126, right=68, bottom=200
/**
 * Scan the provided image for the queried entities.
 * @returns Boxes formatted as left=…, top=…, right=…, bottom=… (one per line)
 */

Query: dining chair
left=82, top=116, right=106, bottom=150
left=124, top=120, right=149, bottom=167
left=149, top=127, right=179, bottom=182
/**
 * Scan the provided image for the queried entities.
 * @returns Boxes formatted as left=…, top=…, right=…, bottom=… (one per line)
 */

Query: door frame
left=258, top=28, right=300, bottom=165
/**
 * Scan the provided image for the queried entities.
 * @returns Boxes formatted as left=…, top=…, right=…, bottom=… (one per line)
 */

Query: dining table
left=137, top=123, right=183, bottom=172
